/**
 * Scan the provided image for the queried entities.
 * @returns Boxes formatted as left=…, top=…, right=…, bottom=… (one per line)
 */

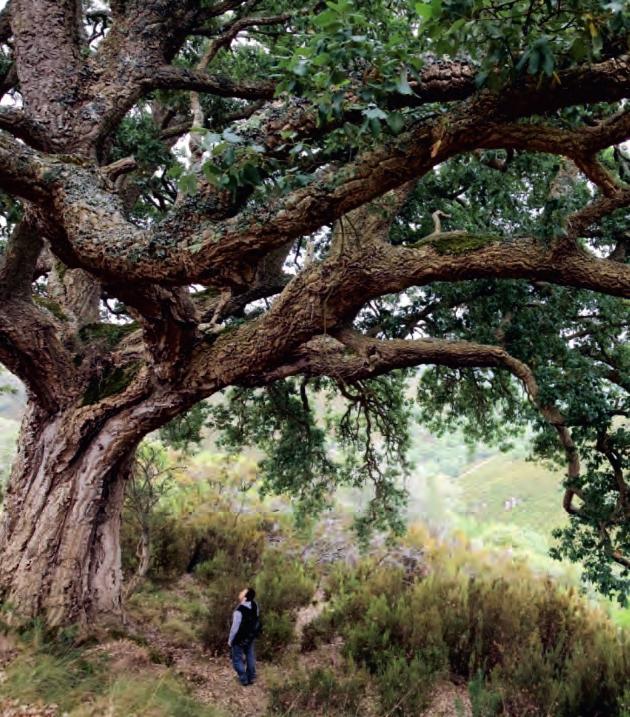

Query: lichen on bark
left=413, top=231, right=503, bottom=255
left=79, top=322, right=137, bottom=349
left=82, top=362, right=140, bottom=405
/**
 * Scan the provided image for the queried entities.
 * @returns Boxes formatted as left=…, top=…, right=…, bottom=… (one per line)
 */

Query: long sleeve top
left=228, top=600, right=252, bottom=646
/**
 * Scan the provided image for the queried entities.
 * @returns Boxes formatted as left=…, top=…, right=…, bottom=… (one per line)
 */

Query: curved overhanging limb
left=257, top=328, right=627, bottom=570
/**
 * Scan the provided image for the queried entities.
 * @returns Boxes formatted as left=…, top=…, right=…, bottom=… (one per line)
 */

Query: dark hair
left=245, top=587, right=256, bottom=601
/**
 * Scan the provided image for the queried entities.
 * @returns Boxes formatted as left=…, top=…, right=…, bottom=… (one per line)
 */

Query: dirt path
left=0, top=577, right=472, bottom=717
left=131, top=620, right=269, bottom=717
left=128, top=580, right=473, bottom=717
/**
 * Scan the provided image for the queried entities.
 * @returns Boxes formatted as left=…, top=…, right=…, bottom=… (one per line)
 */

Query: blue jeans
left=231, top=640, right=256, bottom=685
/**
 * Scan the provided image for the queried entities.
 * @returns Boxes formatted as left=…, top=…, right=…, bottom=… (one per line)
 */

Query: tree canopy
left=0, top=0, right=627, bottom=624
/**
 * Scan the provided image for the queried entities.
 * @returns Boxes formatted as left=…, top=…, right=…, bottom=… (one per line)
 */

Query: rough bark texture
left=0, top=0, right=627, bottom=626
left=0, top=405, right=135, bottom=625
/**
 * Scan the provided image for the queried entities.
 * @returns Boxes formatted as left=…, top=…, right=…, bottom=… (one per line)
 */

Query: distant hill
left=404, top=426, right=566, bottom=536
left=456, top=453, right=567, bottom=533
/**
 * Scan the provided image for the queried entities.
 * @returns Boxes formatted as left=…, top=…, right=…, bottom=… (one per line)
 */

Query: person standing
left=228, top=587, right=260, bottom=686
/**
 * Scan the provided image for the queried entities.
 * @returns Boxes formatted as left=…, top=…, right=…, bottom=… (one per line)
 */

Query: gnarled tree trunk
left=0, top=0, right=627, bottom=629
left=0, top=402, right=139, bottom=627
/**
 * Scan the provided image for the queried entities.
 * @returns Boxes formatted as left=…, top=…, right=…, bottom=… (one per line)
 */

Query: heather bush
left=254, top=550, right=316, bottom=660
left=300, top=609, right=337, bottom=652
left=376, top=654, right=438, bottom=717
left=267, top=667, right=367, bottom=715
left=468, top=670, right=502, bottom=717
left=199, top=572, right=247, bottom=653
left=150, top=509, right=266, bottom=579
left=321, top=558, right=629, bottom=716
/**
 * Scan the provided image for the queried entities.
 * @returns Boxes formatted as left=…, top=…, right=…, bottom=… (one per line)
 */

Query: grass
left=0, top=632, right=223, bottom=716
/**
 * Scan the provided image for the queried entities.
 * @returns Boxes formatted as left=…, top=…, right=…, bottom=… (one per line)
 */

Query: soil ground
left=0, top=577, right=472, bottom=716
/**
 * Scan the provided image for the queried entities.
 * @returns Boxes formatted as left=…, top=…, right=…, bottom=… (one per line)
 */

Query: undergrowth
left=0, top=620, right=223, bottom=716
left=303, top=555, right=629, bottom=717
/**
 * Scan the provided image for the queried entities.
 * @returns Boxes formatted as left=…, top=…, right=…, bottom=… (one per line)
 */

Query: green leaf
left=569, top=37, right=589, bottom=61
left=222, top=130, right=243, bottom=144
left=313, top=9, right=340, bottom=28
left=166, top=163, right=183, bottom=179
left=368, top=117, right=382, bottom=136
left=202, top=162, right=222, bottom=178
left=363, top=106, right=388, bottom=121
left=241, top=163, right=261, bottom=186
left=527, top=50, right=540, bottom=75
left=386, top=112, right=405, bottom=134
left=541, top=48, right=555, bottom=76
left=201, top=132, right=222, bottom=150
left=178, top=173, right=197, bottom=196
left=292, top=58, right=310, bottom=77
left=414, top=2, right=432, bottom=20
left=396, top=69, right=414, bottom=95
left=224, top=146, right=236, bottom=166
left=312, top=52, right=331, bottom=67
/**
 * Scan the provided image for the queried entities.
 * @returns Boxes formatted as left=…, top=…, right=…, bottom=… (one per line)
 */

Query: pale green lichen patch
left=54, top=260, right=68, bottom=280
left=413, top=231, right=503, bottom=255
left=79, top=322, right=137, bottom=349
left=33, top=296, right=68, bottom=322
left=82, top=362, right=140, bottom=405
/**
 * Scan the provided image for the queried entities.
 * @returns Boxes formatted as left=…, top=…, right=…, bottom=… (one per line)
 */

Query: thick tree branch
left=574, top=156, right=623, bottom=197
left=0, top=108, right=53, bottom=151
left=11, top=0, right=84, bottom=132
left=0, top=216, right=76, bottom=411
left=146, top=67, right=275, bottom=100
left=0, top=131, right=50, bottom=200
left=566, top=188, right=630, bottom=239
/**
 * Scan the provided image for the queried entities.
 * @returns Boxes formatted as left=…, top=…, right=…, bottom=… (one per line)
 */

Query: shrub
left=255, top=550, right=315, bottom=614
left=161, top=617, right=198, bottom=648
left=254, top=550, right=316, bottom=660
left=300, top=609, right=337, bottom=652
left=257, top=610, right=295, bottom=661
left=267, top=667, right=367, bottom=715
left=149, top=509, right=266, bottom=580
left=323, top=558, right=629, bottom=717
left=376, top=654, right=438, bottom=717
left=468, top=670, right=502, bottom=717
left=199, top=572, right=247, bottom=654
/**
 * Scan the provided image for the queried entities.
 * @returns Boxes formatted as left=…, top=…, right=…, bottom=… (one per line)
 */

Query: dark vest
left=234, top=601, right=258, bottom=645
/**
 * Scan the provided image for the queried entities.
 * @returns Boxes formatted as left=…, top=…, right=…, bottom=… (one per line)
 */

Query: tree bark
left=0, top=0, right=626, bottom=625
left=0, top=401, right=139, bottom=627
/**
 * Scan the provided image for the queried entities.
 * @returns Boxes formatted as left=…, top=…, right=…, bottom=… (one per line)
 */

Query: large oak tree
left=0, top=0, right=627, bottom=626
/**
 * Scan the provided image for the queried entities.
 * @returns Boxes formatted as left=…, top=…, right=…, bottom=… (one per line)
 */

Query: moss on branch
left=79, top=322, right=138, bottom=349
left=33, top=296, right=68, bottom=322
left=82, top=362, right=140, bottom=405
left=412, top=231, right=503, bottom=255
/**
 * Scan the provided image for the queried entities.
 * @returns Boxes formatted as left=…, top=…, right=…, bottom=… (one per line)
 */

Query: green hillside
left=456, top=453, right=567, bottom=534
